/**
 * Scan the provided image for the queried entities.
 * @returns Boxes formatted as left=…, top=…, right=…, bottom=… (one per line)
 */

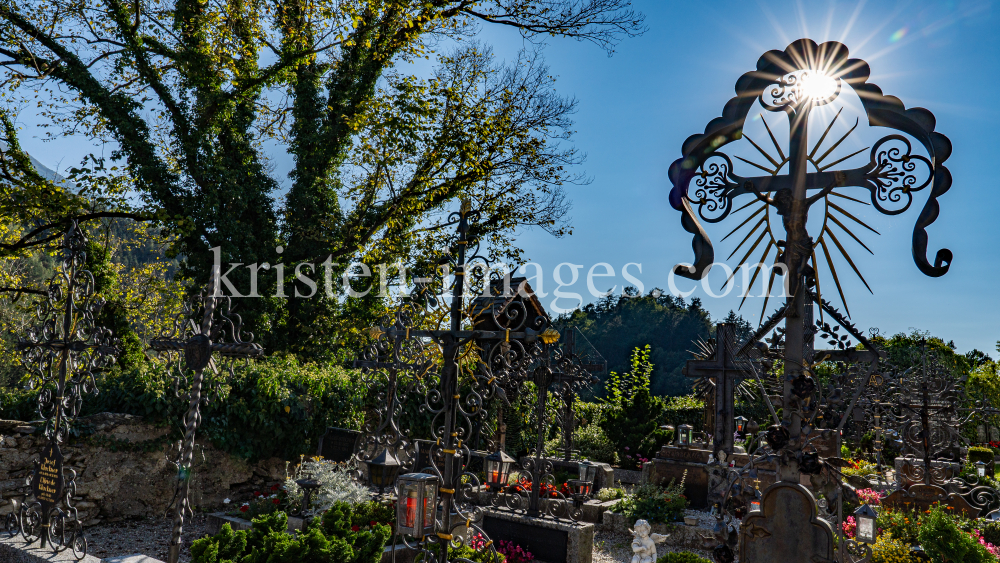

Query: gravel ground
left=84, top=514, right=210, bottom=563
left=593, top=530, right=716, bottom=563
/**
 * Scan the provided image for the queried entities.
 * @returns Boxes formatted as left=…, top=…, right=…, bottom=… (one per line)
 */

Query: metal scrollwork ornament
left=14, top=221, right=119, bottom=560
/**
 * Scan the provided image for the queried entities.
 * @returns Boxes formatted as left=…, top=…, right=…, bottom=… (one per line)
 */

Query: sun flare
left=799, top=71, right=838, bottom=101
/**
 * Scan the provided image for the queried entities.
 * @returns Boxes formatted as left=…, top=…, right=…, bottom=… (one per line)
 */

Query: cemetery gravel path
left=84, top=514, right=209, bottom=563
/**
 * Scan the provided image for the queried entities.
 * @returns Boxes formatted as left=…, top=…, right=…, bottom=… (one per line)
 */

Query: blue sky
left=473, top=0, right=1000, bottom=355
left=15, top=0, right=1000, bottom=354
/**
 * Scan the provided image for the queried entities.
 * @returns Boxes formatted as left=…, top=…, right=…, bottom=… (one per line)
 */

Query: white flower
left=223, top=498, right=231, bottom=504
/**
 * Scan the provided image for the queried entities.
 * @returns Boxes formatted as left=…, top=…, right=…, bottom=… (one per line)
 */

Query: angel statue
left=630, top=519, right=670, bottom=563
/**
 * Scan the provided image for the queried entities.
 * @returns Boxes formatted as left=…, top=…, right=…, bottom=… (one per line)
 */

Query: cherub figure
left=630, top=519, right=669, bottom=563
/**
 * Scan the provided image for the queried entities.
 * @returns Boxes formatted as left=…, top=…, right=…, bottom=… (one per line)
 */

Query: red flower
left=272, top=498, right=280, bottom=504
left=254, top=491, right=261, bottom=497
left=271, top=484, right=280, bottom=492
left=240, top=505, right=249, bottom=513
left=370, top=521, right=377, bottom=526
left=351, top=525, right=360, bottom=532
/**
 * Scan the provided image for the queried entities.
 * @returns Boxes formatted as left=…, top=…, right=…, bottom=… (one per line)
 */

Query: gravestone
left=316, top=427, right=362, bottom=462
left=482, top=510, right=593, bottom=563
left=739, top=483, right=835, bottom=563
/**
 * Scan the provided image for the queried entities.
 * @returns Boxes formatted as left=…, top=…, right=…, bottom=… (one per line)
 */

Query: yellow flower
left=870, top=533, right=912, bottom=563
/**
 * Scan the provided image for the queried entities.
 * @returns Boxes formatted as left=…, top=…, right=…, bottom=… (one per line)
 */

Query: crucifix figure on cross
left=669, top=39, right=956, bottom=563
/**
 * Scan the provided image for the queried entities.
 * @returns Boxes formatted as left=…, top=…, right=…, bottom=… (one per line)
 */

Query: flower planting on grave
left=612, top=482, right=688, bottom=524
left=193, top=502, right=391, bottom=563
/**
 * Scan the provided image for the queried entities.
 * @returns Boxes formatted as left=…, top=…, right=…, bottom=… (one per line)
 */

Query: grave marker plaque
left=31, top=442, right=64, bottom=507
left=740, top=483, right=835, bottom=563
left=316, top=427, right=362, bottom=462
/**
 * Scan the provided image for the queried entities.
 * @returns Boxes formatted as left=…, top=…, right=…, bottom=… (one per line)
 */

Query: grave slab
left=102, top=556, right=166, bottom=563
left=0, top=534, right=102, bottom=563
left=483, top=510, right=593, bottom=563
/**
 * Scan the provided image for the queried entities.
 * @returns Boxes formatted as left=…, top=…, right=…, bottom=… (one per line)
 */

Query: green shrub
left=191, top=503, right=390, bottom=563
left=0, top=356, right=366, bottom=462
left=574, top=423, right=618, bottom=465
left=917, top=504, right=991, bottom=563
left=656, top=552, right=711, bottom=563
left=612, top=482, right=687, bottom=524
left=875, top=508, right=922, bottom=546
left=600, top=346, right=667, bottom=469
left=981, top=521, right=1000, bottom=548
left=596, top=486, right=624, bottom=502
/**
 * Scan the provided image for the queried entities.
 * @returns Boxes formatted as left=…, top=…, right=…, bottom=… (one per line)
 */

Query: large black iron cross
left=683, top=324, right=747, bottom=459
left=149, top=269, right=263, bottom=563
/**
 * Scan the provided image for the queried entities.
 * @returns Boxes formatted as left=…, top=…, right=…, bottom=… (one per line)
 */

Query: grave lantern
left=570, top=459, right=598, bottom=497
left=367, top=448, right=401, bottom=495
left=677, top=424, right=693, bottom=447
left=749, top=499, right=761, bottom=512
left=977, top=460, right=987, bottom=478
left=854, top=504, right=878, bottom=544
left=294, top=478, right=321, bottom=516
left=396, top=473, right=439, bottom=539
left=484, top=449, right=515, bottom=491
left=734, top=416, right=748, bottom=435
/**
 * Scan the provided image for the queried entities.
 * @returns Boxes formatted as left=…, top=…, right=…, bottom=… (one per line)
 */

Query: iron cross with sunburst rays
left=668, top=39, right=953, bottom=491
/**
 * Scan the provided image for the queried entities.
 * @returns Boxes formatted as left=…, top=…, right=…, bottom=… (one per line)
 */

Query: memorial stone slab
left=739, top=483, right=835, bottom=563
left=483, top=510, right=593, bottom=563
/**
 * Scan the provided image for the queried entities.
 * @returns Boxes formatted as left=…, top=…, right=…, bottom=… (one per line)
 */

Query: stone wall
left=0, top=413, right=287, bottom=526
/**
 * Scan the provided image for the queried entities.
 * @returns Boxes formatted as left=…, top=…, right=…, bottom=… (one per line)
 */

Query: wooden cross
left=683, top=324, right=749, bottom=458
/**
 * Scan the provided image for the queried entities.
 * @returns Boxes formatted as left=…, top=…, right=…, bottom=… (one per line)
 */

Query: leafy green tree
left=0, top=0, right=645, bottom=359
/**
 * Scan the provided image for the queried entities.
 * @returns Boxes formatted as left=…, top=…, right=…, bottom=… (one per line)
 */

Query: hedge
left=0, top=356, right=366, bottom=462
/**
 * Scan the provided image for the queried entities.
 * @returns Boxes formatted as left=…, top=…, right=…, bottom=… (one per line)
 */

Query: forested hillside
left=553, top=288, right=752, bottom=397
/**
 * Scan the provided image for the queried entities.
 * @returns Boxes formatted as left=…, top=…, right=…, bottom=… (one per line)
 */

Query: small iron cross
left=684, top=324, right=749, bottom=459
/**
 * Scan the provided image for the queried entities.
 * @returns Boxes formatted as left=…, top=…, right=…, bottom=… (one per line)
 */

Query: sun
left=799, top=71, right=838, bottom=102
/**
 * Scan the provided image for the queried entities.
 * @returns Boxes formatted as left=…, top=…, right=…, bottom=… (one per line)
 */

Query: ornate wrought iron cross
left=685, top=324, right=751, bottom=459
left=16, top=221, right=117, bottom=559
left=356, top=202, right=550, bottom=562
left=670, top=39, right=952, bottom=482
left=149, top=268, right=263, bottom=563
left=556, top=328, right=605, bottom=462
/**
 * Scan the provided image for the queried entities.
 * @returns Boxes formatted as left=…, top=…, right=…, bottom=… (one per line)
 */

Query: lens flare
left=889, top=28, right=908, bottom=43
left=799, top=72, right=838, bottom=101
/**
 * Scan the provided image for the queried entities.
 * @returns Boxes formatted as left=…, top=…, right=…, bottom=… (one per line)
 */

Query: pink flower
left=842, top=516, right=856, bottom=539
